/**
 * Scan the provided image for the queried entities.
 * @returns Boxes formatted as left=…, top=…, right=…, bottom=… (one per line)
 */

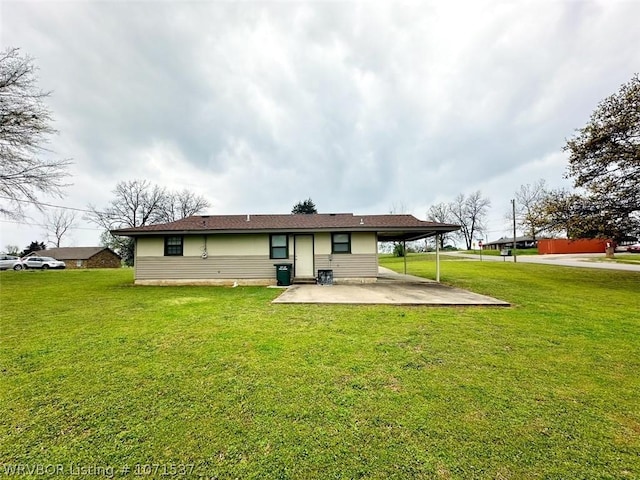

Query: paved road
left=447, top=251, right=640, bottom=272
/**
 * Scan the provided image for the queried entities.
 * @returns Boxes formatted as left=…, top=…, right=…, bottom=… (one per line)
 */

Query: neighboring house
left=483, top=236, right=538, bottom=251
left=40, top=247, right=121, bottom=269
left=112, top=213, right=459, bottom=285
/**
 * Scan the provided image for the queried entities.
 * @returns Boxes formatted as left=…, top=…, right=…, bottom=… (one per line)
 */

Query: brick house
left=41, top=247, right=121, bottom=269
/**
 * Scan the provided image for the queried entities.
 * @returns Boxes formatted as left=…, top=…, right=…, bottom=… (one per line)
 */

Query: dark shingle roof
left=41, top=247, right=120, bottom=260
left=111, top=213, right=459, bottom=242
left=485, top=236, right=537, bottom=246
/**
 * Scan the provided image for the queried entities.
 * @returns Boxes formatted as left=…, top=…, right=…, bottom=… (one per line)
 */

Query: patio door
left=294, top=235, right=314, bottom=278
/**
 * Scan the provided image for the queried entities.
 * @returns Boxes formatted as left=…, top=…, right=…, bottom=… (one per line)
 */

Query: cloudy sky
left=1, top=0, right=639, bottom=249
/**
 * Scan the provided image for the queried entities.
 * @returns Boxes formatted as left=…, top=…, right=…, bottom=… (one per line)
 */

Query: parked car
left=22, top=256, right=66, bottom=269
left=0, top=254, right=24, bottom=270
left=627, top=243, right=640, bottom=253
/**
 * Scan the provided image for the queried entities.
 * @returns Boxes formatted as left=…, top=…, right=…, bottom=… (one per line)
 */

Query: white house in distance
left=111, top=213, right=459, bottom=285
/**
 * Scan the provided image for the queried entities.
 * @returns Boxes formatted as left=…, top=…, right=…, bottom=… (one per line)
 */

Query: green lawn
left=1, top=261, right=639, bottom=479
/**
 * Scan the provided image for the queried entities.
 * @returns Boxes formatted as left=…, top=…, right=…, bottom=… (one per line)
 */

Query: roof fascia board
left=113, top=225, right=460, bottom=237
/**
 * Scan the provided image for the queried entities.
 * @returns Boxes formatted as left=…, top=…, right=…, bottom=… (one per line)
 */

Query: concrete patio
left=272, top=267, right=510, bottom=306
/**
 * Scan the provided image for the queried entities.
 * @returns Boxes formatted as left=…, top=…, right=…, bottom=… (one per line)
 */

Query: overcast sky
left=1, top=0, right=639, bottom=249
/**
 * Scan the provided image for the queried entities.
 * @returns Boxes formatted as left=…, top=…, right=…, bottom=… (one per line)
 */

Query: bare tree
left=512, top=179, right=548, bottom=240
left=43, top=209, right=77, bottom=247
left=158, top=189, right=210, bottom=223
left=87, top=180, right=166, bottom=231
left=0, top=47, right=71, bottom=219
left=449, top=191, right=491, bottom=250
left=4, top=244, right=19, bottom=255
left=87, top=179, right=209, bottom=265
left=427, top=202, right=454, bottom=248
left=388, top=202, right=411, bottom=256
left=389, top=202, right=409, bottom=214
left=86, top=180, right=167, bottom=265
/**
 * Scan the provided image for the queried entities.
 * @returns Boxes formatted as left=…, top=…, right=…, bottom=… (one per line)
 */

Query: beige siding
left=351, top=232, right=377, bottom=254
left=315, top=253, right=378, bottom=278
left=135, top=253, right=377, bottom=281
left=313, top=232, right=377, bottom=255
left=139, top=234, right=290, bottom=258
left=137, top=237, right=164, bottom=257
left=184, top=236, right=206, bottom=256
left=137, top=232, right=374, bottom=258
left=133, top=233, right=378, bottom=283
left=314, top=233, right=332, bottom=255
left=204, top=234, right=271, bottom=256
left=136, top=256, right=279, bottom=280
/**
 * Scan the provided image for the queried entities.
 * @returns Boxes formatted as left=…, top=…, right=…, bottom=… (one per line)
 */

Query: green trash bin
left=274, top=263, right=293, bottom=286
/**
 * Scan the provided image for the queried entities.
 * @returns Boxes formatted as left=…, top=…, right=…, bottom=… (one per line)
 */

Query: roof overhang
left=112, top=225, right=459, bottom=241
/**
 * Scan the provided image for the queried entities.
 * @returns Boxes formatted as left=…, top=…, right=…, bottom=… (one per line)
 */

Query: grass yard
left=1, top=260, right=639, bottom=479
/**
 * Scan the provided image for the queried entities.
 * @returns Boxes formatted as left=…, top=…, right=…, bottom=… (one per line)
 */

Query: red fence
left=537, top=238, right=612, bottom=254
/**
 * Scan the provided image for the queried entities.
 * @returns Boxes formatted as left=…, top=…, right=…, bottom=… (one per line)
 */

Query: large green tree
left=561, top=74, right=640, bottom=239
left=541, top=188, right=638, bottom=241
left=20, top=240, right=45, bottom=257
left=292, top=198, right=317, bottom=214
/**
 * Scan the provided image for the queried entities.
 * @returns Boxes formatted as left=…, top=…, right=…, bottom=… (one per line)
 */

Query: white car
left=22, top=256, right=66, bottom=270
left=0, top=254, right=24, bottom=270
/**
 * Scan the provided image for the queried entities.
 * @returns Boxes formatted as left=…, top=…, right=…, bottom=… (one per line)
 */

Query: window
left=270, top=234, right=288, bottom=259
left=332, top=233, right=351, bottom=254
left=164, top=236, right=183, bottom=256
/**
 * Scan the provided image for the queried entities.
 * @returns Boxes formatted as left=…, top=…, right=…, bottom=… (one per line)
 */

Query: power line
left=0, top=219, right=101, bottom=231
left=0, top=195, right=106, bottom=215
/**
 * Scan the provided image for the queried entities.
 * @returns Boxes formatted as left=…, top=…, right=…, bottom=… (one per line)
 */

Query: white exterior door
left=294, top=235, right=314, bottom=278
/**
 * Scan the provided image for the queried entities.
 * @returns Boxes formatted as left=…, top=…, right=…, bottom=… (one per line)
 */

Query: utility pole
left=511, top=199, right=517, bottom=263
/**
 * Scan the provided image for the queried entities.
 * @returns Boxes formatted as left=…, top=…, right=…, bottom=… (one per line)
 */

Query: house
left=40, top=247, right=121, bottom=269
left=483, top=236, right=538, bottom=251
left=111, top=213, right=459, bottom=285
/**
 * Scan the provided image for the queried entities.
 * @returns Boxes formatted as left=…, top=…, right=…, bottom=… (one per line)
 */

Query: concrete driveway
left=272, top=267, right=510, bottom=306
left=449, top=252, right=640, bottom=272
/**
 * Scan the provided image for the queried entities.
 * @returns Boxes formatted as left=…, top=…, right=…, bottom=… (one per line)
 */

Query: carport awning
left=376, top=228, right=457, bottom=242
left=372, top=224, right=460, bottom=284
